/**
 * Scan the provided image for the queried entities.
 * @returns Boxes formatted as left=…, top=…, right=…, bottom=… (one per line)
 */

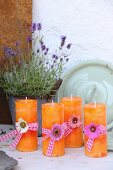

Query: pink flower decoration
left=68, top=115, right=82, bottom=129
left=84, top=123, right=101, bottom=139
left=49, top=124, right=64, bottom=141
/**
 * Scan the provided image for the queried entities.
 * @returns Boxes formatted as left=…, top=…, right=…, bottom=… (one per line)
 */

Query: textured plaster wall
left=0, top=0, right=32, bottom=57
left=33, top=0, right=113, bottom=73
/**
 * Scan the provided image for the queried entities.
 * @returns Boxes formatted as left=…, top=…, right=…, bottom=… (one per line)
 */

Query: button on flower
left=16, top=118, right=29, bottom=134
left=49, top=124, right=64, bottom=141
left=84, top=123, right=101, bottom=139
left=68, top=115, right=82, bottom=129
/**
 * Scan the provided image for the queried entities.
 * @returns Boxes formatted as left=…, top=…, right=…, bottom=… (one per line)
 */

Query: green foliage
left=0, top=23, right=71, bottom=98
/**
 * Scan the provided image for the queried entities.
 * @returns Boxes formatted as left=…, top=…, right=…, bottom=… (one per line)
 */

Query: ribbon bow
left=64, top=115, right=82, bottom=137
left=42, top=123, right=67, bottom=156
left=84, top=122, right=107, bottom=152
left=0, top=118, right=38, bottom=149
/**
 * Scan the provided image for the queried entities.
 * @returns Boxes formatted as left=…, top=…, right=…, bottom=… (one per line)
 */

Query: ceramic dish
left=57, top=60, right=113, bottom=150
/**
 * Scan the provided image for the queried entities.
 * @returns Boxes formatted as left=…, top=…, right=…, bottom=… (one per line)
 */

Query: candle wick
left=25, top=97, right=27, bottom=104
left=52, top=100, right=54, bottom=107
left=71, top=94, right=73, bottom=100
left=94, top=101, right=96, bottom=107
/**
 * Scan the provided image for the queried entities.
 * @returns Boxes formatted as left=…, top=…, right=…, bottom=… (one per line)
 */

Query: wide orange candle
left=84, top=103, right=107, bottom=157
left=61, top=96, right=83, bottom=148
left=42, top=103, right=65, bottom=157
left=15, top=98, right=38, bottom=152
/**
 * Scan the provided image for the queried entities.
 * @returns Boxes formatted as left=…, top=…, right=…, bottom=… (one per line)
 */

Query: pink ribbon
left=64, top=115, right=82, bottom=137
left=42, top=123, right=67, bottom=156
left=0, top=122, right=38, bottom=149
left=84, top=123, right=107, bottom=152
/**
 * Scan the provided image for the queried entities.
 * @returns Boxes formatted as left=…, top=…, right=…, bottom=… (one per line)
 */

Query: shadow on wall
left=0, top=88, right=12, bottom=124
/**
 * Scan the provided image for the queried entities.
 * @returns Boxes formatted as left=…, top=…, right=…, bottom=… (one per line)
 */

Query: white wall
left=33, top=0, right=113, bottom=73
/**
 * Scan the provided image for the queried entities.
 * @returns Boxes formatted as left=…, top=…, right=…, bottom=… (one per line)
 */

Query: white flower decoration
left=16, top=118, right=29, bottom=133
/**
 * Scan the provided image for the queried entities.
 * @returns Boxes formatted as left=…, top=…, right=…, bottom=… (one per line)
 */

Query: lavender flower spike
left=41, top=44, right=46, bottom=51
left=31, top=23, right=37, bottom=32
left=4, top=47, right=16, bottom=57
left=52, top=54, right=56, bottom=58
left=15, top=41, right=20, bottom=46
left=67, top=43, right=72, bottom=49
left=27, top=36, right=32, bottom=42
left=61, top=35, right=66, bottom=47
left=37, top=23, right=42, bottom=30
left=61, top=35, right=66, bottom=39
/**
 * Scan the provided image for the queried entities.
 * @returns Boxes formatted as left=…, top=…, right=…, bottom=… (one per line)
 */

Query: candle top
left=84, top=103, right=106, bottom=109
left=61, top=96, right=82, bottom=102
left=42, top=102, right=64, bottom=108
left=15, top=99, right=37, bottom=103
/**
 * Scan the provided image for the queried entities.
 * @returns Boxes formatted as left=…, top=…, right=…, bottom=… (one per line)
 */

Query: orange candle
left=61, top=96, right=83, bottom=148
left=84, top=103, right=107, bottom=157
left=42, top=102, right=65, bottom=157
left=15, top=98, right=38, bottom=152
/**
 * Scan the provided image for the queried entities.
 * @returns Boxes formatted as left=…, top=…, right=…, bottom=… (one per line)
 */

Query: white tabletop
left=0, top=125, right=113, bottom=170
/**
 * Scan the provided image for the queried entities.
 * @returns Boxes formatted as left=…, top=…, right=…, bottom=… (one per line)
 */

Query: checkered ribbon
left=85, top=125, right=107, bottom=152
left=64, top=120, right=82, bottom=137
left=0, top=122, right=38, bottom=149
left=42, top=123, right=67, bottom=156
left=64, top=121, right=73, bottom=137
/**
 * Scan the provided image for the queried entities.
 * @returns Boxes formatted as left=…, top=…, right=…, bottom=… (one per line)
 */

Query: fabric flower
left=84, top=123, right=101, bottom=139
left=16, top=118, right=29, bottom=134
left=49, top=124, right=64, bottom=141
left=68, top=115, right=82, bottom=128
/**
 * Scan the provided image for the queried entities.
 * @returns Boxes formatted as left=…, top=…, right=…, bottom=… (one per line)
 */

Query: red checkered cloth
left=42, top=122, right=66, bottom=157
left=0, top=122, right=38, bottom=149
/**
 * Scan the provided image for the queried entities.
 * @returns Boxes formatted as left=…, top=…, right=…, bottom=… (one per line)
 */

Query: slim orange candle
left=61, top=96, right=83, bottom=148
left=15, top=98, right=38, bottom=152
left=84, top=103, right=107, bottom=157
left=42, top=102, right=65, bottom=157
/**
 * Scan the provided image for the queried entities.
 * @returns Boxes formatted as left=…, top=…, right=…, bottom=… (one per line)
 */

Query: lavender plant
left=0, top=23, right=72, bottom=98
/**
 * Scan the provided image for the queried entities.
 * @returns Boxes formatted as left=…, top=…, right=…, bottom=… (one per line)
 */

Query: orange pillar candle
left=61, top=96, right=83, bottom=148
left=84, top=103, right=107, bottom=157
left=42, top=103, right=65, bottom=157
left=15, top=98, right=38, bottom=152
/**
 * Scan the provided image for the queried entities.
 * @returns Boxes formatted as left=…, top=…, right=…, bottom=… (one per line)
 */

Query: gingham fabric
left=0, top=122, right=38, bottom=149
left=10, top=133, right=22, bottom=149
left=46, top=139, right=55, bottom=156
left=86, top=138, right=94, bottom=152
left=64, top=119, right=82, bottom=137
left=42, top=122, right=66, bottom=157
left=0, top=129, right=18, bottom=141
left=85, top=125, right=107, bottom=152
left=64, top=122, right=73, bottom=137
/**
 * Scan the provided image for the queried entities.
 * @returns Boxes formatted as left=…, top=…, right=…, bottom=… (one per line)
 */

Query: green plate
left=57, top=60, right=113, bottom=150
